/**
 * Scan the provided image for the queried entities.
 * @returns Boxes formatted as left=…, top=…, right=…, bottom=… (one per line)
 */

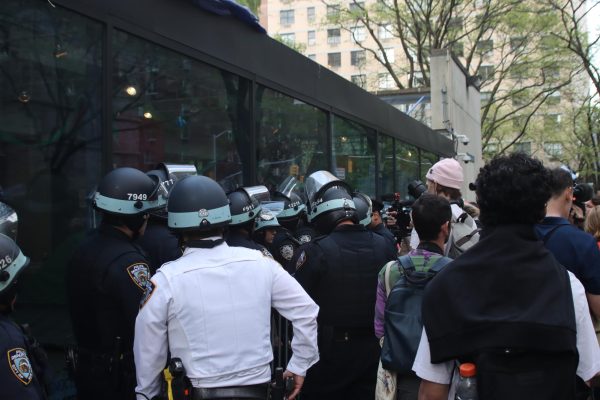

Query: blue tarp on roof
left=191, top=0, right=266, bottom=33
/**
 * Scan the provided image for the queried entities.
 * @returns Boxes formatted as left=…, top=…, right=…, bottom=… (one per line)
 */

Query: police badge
left=7, top=348, right=32, bottom=385
left=126, top=263, right=150, bottom=290
left=280, top=244, right=294, bottom=261
left=298, top=234, right=312, bottom=244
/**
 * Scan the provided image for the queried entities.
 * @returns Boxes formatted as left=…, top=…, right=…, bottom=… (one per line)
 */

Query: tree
left=322, top=0, right=580, bottom=154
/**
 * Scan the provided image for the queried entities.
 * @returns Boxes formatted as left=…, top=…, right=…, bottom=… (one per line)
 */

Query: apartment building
left=259, top=0, right=588, bottom=169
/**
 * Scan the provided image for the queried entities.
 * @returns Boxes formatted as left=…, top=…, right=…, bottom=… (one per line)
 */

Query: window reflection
left=112, top=30, right=251, bottom=192
left=256, top=87, right=327, bottom=191
left=0, top=0, right=103, bottom=338
left=396, top=142, right=419, bottom=200
left=333, top=116, right=376, bottom=196
left=420, top=150, right=439, bottom=183
left=379, top=135, right=394, bottom=196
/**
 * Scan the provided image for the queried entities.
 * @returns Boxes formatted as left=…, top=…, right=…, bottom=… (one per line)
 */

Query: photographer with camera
left=368, top=198, right=397, bottom=253
left=409, top=158, right=479, bottom=258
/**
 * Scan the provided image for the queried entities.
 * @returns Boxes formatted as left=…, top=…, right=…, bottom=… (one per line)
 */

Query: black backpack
left=381, top=254, right=452, bottom=373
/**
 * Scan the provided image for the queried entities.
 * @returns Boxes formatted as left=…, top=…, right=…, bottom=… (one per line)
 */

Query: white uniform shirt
left=409, top=203, right=476, bottom=253
left=412, top=271, right=600, bottom=399
left=134, top=242, right=319, bottom=400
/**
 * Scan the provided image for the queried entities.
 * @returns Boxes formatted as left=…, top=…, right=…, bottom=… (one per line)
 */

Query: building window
left=484, top=142, right=498, bottom=154
left=308, top=54, right=316, bottom=60
left=280, top=9, right=295, bottom=26
left=378, top=23, right=394, bottom=39
left=481, top=91, right=492, bottom=104
left=412, top=71, right=425, bottom=87
left=280, top=33, right=295, bottom=45
left=478, top=65, right=495, bottom=81
left=351, top=74, right=367, bottom=88
left=351, top=50, right=366, bottom=66
left=452, top=42, right=464, bottom=57
left=449, top=17, right=463, bottom=29
left=544, top=142, right=563, bottom=158
left=543, top=66, right=560, bottom=80
left=327, top=4, right=340, bottom=17
left=476, top=39, right=493, bottom=54
left=327, top=29, right=341, bottom=45
left=378, top=73, right=395, bottom=89
left=547, top=91, right=561, bottom=105
left=351, top=26, right=366, bottom=42
left=510, top=37, right=526, bottom=50
left=544, top=114, right=561, bottom=130
left=307, top=7, right=315, bottom=23
left=510, top=63, right=528, bottom=80
left=307, top=31, right=316, bottom=46
left=377, top=47, right=395, bottom=63
left=513, top=141, right=531, bottom=155
left=328, top=52, right=341, bottom=67
left=349, top=2, right=365, bottom=12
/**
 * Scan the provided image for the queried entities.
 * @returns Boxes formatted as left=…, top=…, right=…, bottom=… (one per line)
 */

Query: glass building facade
left=0, top=0, right=451, bottom=351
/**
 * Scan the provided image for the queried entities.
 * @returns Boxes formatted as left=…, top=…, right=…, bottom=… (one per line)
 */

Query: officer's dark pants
left=75, top=355, right=136, bottom=400
left=396, top=371, right=420, bottom=400
left=301, top=331, right=380, bottom=400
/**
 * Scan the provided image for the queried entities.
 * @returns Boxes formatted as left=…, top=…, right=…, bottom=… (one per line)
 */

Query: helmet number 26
left=128, top=193, right=148, bottom=201
left=0, top=255, right=13, bottom=269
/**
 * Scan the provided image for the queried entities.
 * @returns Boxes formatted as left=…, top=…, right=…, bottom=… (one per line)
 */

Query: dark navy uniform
left=269, top=228, right=300, bottom=270
left=226, top=230, right=273, bottom=258
left=294, top=221, right=316, bottom=245
left=371, top=222, right=397, bottom=253
left=290, top=224, right=396, bottom=400
left=136, top=218, right=182, bottom=273
left=0, top=314, right=45, bottom=400
left=67, top=224, right=150, bottom=400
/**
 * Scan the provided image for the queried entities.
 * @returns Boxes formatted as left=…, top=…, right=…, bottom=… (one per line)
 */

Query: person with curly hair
left=412, top=153, right=600, bottom=400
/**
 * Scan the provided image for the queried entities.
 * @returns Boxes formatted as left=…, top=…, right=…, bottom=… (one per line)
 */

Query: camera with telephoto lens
left=382, top=180, right=427, bottom=240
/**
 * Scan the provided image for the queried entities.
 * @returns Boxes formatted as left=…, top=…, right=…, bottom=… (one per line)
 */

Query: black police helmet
left=352, top=192, right=372, bottom=227
left=228, top=190, right=261, bottom=226
left=311, top=186, right=358, bottom=234
left=0, top=234, right=29, bottom=296
left=272, top=192, right=306, bottom=222
left=94, top=167, right=165, bottom=215
left=168, top=175, right=231, bottom=231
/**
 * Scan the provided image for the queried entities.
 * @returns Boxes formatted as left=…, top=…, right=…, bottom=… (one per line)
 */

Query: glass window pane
left=420, top=150, right=439, bottom=183
left=396, top=142, right=419, bottom=200
left=333, top=116, right=377, bottom=196
left=256, top=87, right=328, bottom=190
left=379, top=135, right=394, bottom=195
left=112, top=30, right=252, bottom=192
left=0, top=0, right=103, bottom=336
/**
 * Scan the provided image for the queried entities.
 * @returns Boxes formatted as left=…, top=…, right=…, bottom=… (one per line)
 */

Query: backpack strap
left=397, top=254, right=416, bottom=270
left=383, top=260, right=397, bottom=297
left=542, top=224, right=566, bottom=244
left=428, top=256, right=453, bottom=273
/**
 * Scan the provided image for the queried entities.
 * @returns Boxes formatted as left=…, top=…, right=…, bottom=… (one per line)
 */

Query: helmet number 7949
left=128, top=193, right=148, bottom=201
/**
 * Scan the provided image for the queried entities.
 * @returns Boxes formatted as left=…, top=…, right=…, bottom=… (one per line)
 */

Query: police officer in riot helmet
left=352, top=192, right=373, bottom=228
left=137, top=164, right=197, bottom=273
left=0, top=234, right=47, bottom=399
left=253, top=209, right=281, bottom=247
left=273, top=177, right=316, bottom=245
left=67, top=167, right=166, bottom=400
left=289, top=171, right=396, bottom=400
left=226, top=186, right=273, bottom=257
left=254, top=208, right=301, bottom=270
left=134, top=175, right=320, bottom=400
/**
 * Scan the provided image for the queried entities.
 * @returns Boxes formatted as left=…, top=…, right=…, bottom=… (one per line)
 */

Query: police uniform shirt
left=134, top=241, right=319, bottom=400
left=0, top=314, right=44, bottom=400
left=269, top=228, right=300, bottom=270
left=67, top=224, right=151, bottom=353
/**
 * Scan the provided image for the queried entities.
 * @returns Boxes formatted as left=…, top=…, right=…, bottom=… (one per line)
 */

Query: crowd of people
left=1, top=153, right=600, bottom=400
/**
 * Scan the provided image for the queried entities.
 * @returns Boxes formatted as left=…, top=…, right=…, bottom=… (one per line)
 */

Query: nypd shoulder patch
left=126, top=263, right=150, bottom=291
left=261, top=248, right=274, bottom=258
left=280, top=244, right=295, bottom=261
left=7, top=348, right=33, bottom=385
left=298, top=234, right=312, bottom=244
left=295, top=250, right=307, bottom=270
left=140, top=279, right=156, bottom=309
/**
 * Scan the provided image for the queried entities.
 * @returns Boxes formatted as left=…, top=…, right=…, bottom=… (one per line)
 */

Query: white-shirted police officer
left=133, top=175, right=319, bottom=400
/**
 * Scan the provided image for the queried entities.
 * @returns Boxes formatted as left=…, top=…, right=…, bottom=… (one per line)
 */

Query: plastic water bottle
left=455, top=362, right=478, bottom=400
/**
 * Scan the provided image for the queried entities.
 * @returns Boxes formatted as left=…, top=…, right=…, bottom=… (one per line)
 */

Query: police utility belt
left=192, top=384, right=269, bottom=399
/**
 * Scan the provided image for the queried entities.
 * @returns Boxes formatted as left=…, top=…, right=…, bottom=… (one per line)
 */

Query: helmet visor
left=242, top=186, right=271, bottom=204
left=0, top=202, right=18, bottom=240
left=305, top=170, right=346, bottom=204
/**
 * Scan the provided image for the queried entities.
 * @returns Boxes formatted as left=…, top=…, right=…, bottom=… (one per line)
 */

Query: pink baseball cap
left=426, top=158, right=464, bottom=189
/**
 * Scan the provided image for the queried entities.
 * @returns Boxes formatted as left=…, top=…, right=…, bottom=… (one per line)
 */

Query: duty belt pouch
left=317, top=325, right=334, bottom=361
